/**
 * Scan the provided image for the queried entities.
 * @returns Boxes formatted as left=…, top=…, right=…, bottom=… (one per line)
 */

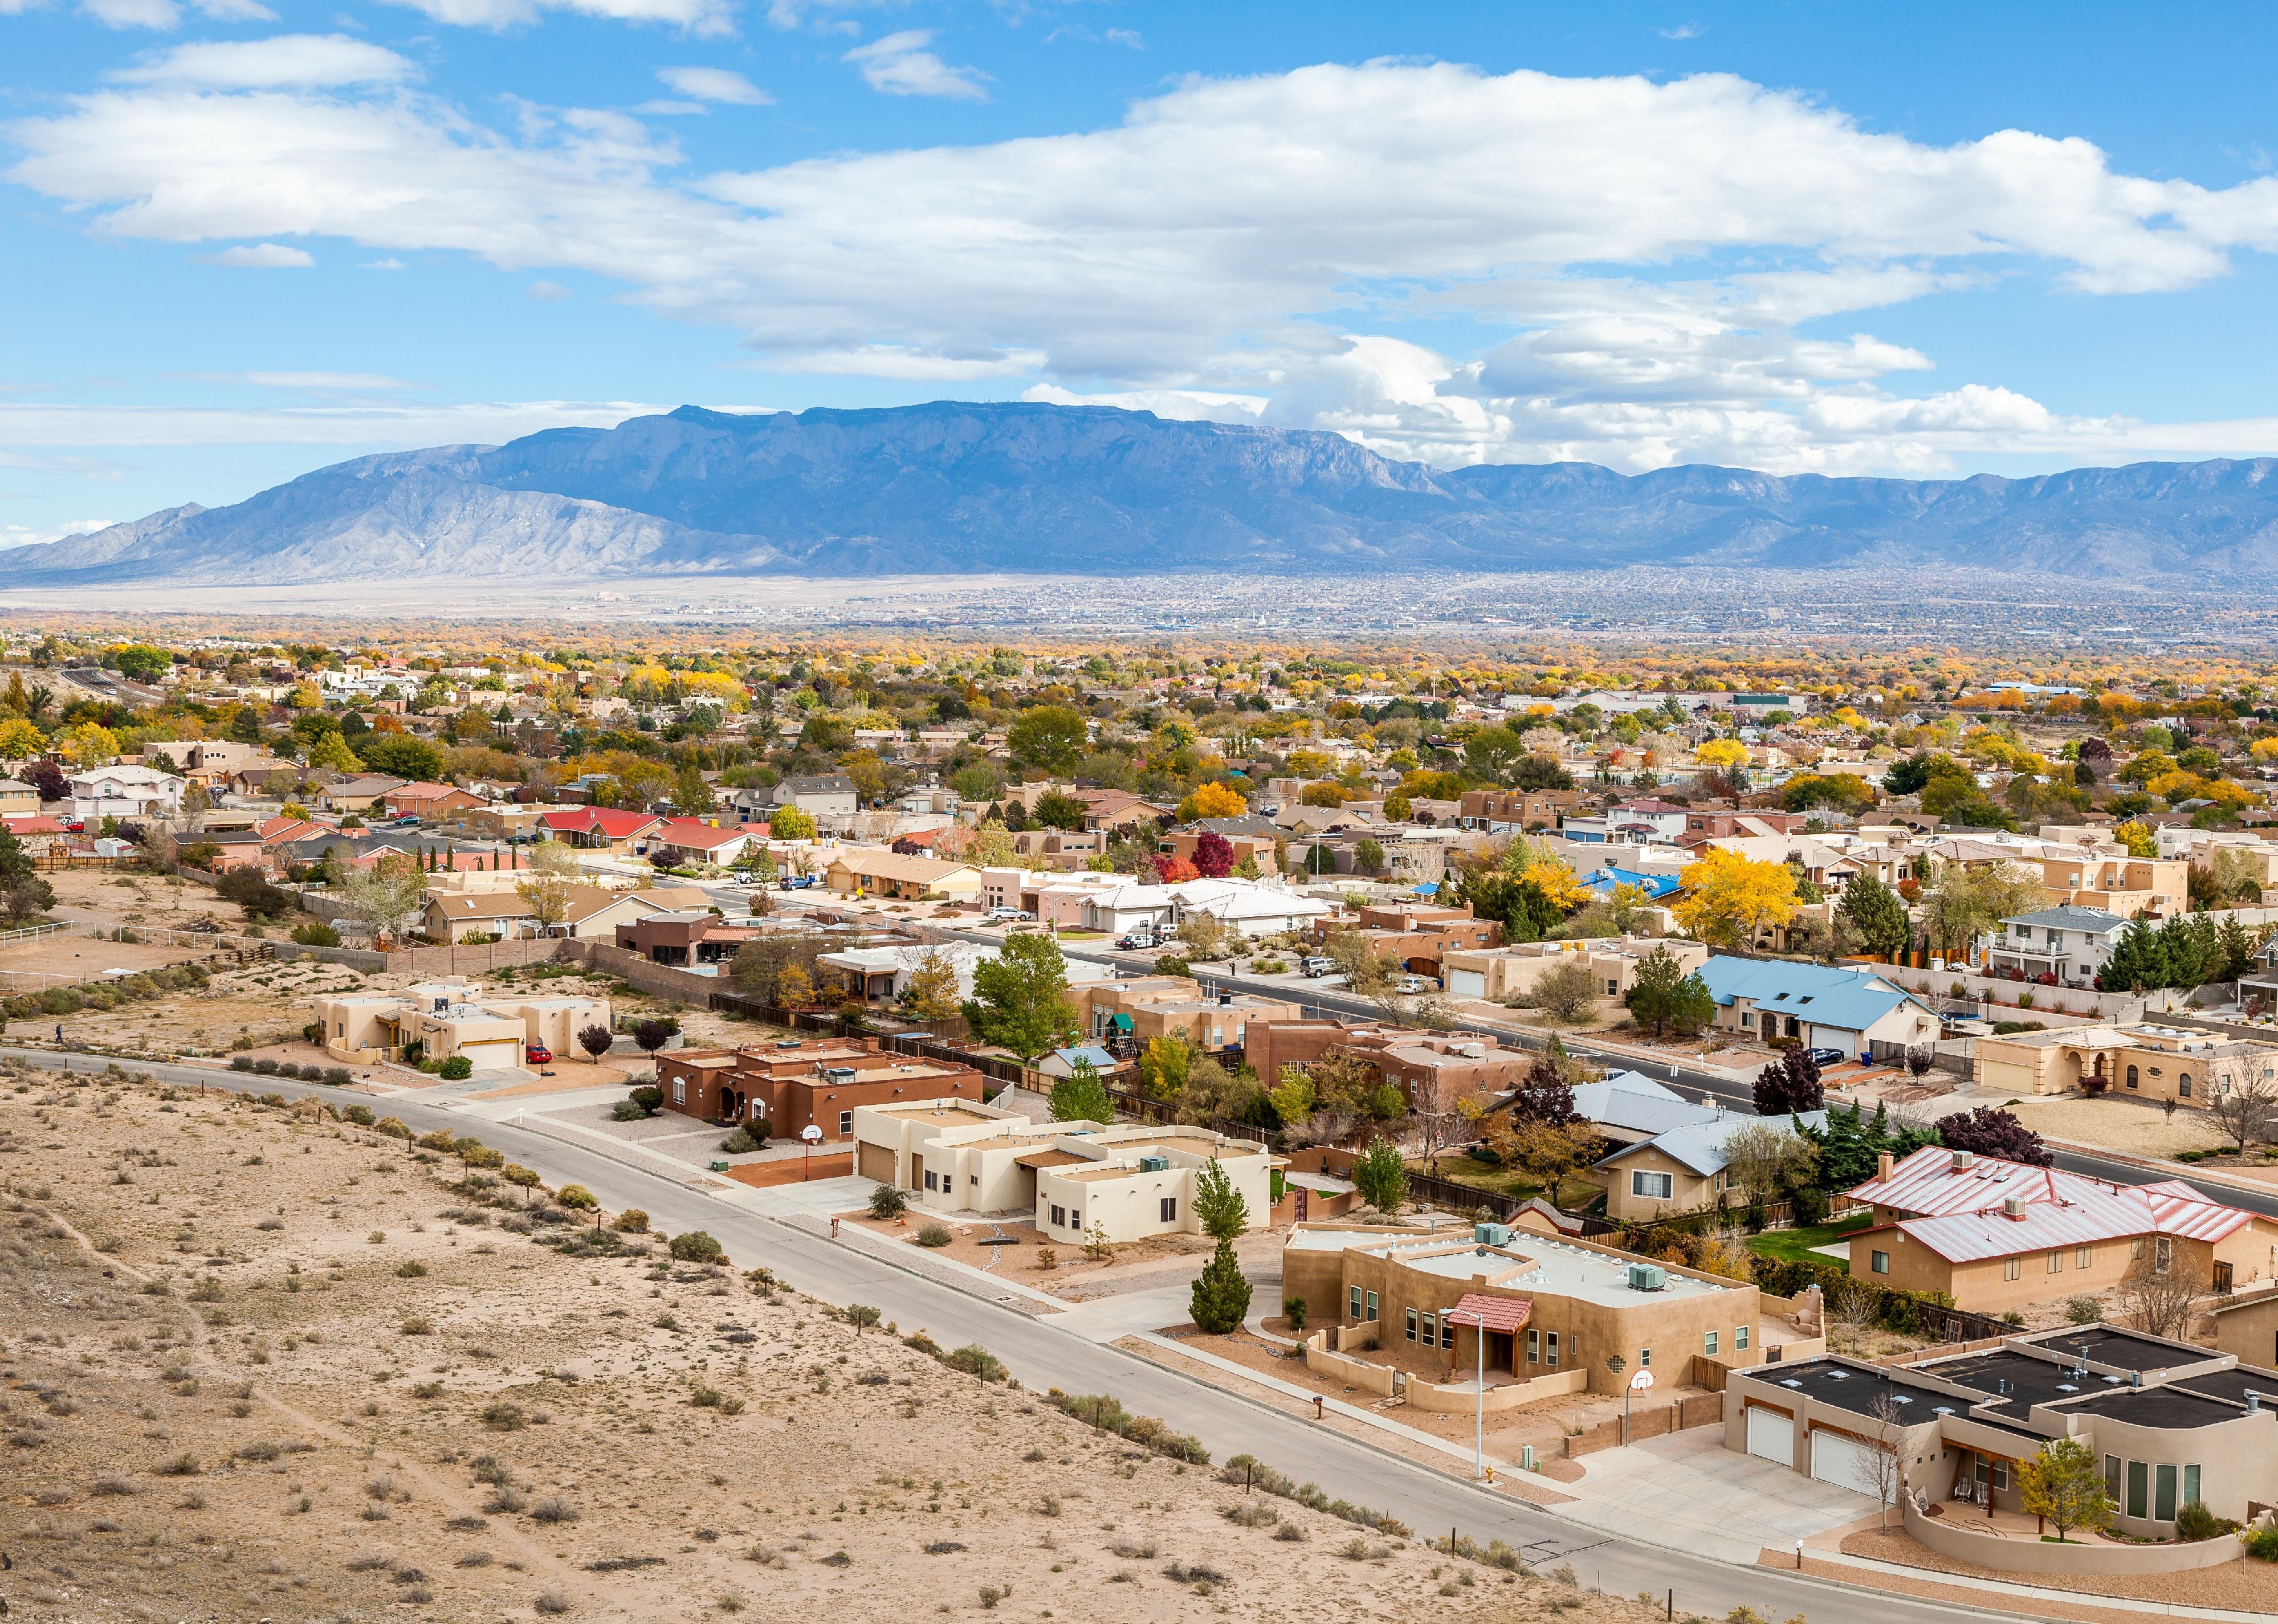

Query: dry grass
left=0, top=1060, right=1665, bottom=1623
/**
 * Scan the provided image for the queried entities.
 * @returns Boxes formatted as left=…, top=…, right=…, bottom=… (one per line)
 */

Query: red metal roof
left=1442, top=1292, right=1531, bottom=1333
left=1847, top=1144, right=2096, bottom=1218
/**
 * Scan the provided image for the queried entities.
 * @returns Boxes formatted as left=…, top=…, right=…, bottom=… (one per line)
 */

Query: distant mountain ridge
left=6, top=401, right=2277, bottom=585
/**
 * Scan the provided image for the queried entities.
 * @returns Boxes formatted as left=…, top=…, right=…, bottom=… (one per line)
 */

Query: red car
left=525, top=1044, right=553, bottom=1064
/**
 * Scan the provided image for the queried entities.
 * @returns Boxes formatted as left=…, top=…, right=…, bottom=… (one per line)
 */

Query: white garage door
left=1810, top=1429, right=1885, bottom=1499
left=1744, top=1405, right=1793, bottom=1467
left=1446, top=969, right=1486, bottom=999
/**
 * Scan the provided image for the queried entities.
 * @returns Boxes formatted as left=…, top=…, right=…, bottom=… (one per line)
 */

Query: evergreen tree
left=1192, top=1159, right=1250, bottom=1241
left=1189, top=1237, right=1253, bottom=1334
left=1837, top=875, right=1912, bottom=959
left=1351, top=1137, right=1408, bottom=1213
left=1048, top=1059, right=1114, bottom=1125
left=1624, top=948, right=1717, bottom=1038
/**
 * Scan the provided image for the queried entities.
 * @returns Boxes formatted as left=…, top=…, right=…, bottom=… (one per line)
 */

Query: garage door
left=1446, top=969, right=1486, bottom=998
left=1744, top=1405, right=1793, bottom=1467
left=857, top=1141, right=895, bottom=1184
left=1810, top=1429, right=1885, bottom=1499
left=458, top=1040, right=521, bottom=1071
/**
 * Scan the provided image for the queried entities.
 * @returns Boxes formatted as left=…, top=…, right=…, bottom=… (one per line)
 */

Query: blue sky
left=9, top=1, right=2278, bottom=546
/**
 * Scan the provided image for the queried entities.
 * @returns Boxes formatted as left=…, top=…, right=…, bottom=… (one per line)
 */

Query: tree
left=1351, top=837, right=1385, bottom=877
left=1674, top=849, right=1799, bottom=949
left=1138, top=1034, right=1192, bottom=1099
left=1864, top=1395, right=1908, bottom=1533
left=1719, top=1119, right=1820, bottom=1210
left=2208, top=1068, right=2278, bottom=1156
left=1837, top=875, right=1912, bottom=959
left=1351, top=1136, right=1408, bottom=1213
left=1175, top=908, right=1236, bottom=963
left=357, top=733, right=444, bottom=782
left=1192, top=1158, right=1250, bottom=1241
left=730, top=932, right=829, bottom=1002
left=515, top=871, right=574, bottom=935
left=577, top=1024, right=613, bottom=1063
left=2018, top=1436, right=2114, bottom=1543
left=1754, top=1046, right=1824, bottom=1115
left=1006, top=705, right=1089, bottom=776
left=961, top=930, right=1078, bottom=1059
left=1175, top=781, right=1247, bottom=822
left=502, top=1163, right=543, bottom=1206
left=305, top=731, right=362, bottom=773
left=1189, top=1237, right=1252, bottom=1334
left=56, top=721, right=121, bottom=765
left=631, top=1019, right=676, bottom=1071
left=0, top=828, right=54, bottom=924
left=1032, top=789, right=1088, bottom=831
left=898, top=947, right=963, bottom=1021
left=1933, top=1105, right=2051, bottom=1166
left=1191, top=830, right=1236, bottom=878
left=768, top=803, right=816, bottom=840
left=673, top=759, right=715, bottom=816
left=1485, top=1115, right=1600, bottom=1199
left=1532, top=959, right=1599, bottom=1024
left=1623, top=948, right=1715, bottom=1038
left=1049, top=1058, right=1114, bottom=1125
left=216, top=868, right=295, bottom=923
left=0, top=718, right=44, bottom=760
left=338, top=852, right=427, bottom=944
left=1506, top=1055, right=1580, bottom=1125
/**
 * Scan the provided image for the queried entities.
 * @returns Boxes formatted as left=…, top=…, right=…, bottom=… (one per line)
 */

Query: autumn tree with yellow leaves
left=1673, top=848, right=1799, bottom=950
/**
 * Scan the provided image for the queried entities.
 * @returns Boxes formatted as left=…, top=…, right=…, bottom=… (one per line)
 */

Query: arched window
left=2179, top=1073, right=2193, bottom=1098
left=2125, top=1065, right=2139, bottom=1089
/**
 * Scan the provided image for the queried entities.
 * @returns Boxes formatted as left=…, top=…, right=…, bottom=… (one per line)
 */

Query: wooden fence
left=1564, top=1391, right=1723, bottom=1458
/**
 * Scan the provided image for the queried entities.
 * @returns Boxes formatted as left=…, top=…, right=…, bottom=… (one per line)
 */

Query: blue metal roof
left=1579, top=865, right=1682, bottom=900
left=1694, top=954, right=1931, bottom=1035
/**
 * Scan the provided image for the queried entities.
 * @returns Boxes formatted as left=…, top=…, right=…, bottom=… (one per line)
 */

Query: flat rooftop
left=2170, top=1366, right=2278, bottom=1407
left=875, top=1104, right=996, bottom=1124
left=2067, top=1386, right=2250, bottom=1430
left=1929, top=1350, right=2124, bottom=1415
left=2025, top=1327, right=2210, bottom=1373
left=1750, top=1360, right=1940, bottom=1423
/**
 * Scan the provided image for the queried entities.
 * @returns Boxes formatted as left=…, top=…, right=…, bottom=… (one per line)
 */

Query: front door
left=2215, top=1260, right=2235, bottom=1293
left=1293, top=1186, right=1309, bottom=1222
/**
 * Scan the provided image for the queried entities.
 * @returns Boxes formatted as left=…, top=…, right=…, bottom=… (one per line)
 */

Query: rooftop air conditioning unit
left=1627, top=1263, right=1667, bottom=1292
left=1474, top=1222, right=1510, bottom=1248
left=822, top=1067, right=856, bottom=1083
left=1951, top=1150, right=1975, bottom=1171
left=2003, top=1196, right=2030, bottom=1219
left=1138, top=1154, right=1170, bottom=1173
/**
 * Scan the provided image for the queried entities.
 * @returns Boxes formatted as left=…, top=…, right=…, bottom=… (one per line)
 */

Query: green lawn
left=1745, top=1210, right=1873, bottom=1267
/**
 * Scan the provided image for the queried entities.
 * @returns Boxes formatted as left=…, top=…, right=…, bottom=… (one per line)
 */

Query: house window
left=2131, top=1238, right=2146, bottom=1260
left=1632, top=1171, right=1674, bottom=1200
left=1527, top=1329, right=1539, bottom=1364
left=1350, top=1286, right=1363, bottom=1321
left=2126, top=1065, right=2138, bottom=1090
left=2077, top=1245, right=2093, bottom=1268
left=1050, top=1205, right=1065, bottom=1228
left=1990, top=1460, right=2010, bottom=1492
left=1405, top=1308, right=1419, bottom=1344
left=2179, top=1074, right=2192, bottom=1098
left=1639, top=1346, right=1650, bottom=1368
left=1741, top=1011, right=1755, bottom=1028
left=1364, top=1291, right=1378, bottom=1323
left=2154, top=1463, right=2178, bottom=1521
left=1546, top=1332, right=1559, bottom=1368
left=2004, top=1258, right=2020, bottom=1281
left=1440, top=1317, right=1454, bottom=1350
left=1734, top=1325, right=1749, bottom=1351
left=673, top=1078, right=686, bottom=1105
left=2155, top=1236, right=2173, bottom=1275
left=1704, top=1331, right=1719, bottom=1356
left=1159, top=1197, right=1177, bottom=1223
left=924, top=1170, right=938, bottom=1192
left=2105, top=1455, right=2122, bottom=1505
left=2183, top=1464, right=2202, bottom=1507
left=2127, top=1460, right=2149, bottom=1519
left=838, top=1110, right=853, bottom=1135
left=1871, top=1250, right=1890, bottom=1275
left=2048, top=1250, right=2063, bottom=1274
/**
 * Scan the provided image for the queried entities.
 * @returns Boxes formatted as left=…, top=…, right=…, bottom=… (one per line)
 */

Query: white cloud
left=525, top=279, right=573, bottom=300
left=70, top=0, right=275, bottom=26
left=0, top=519, right=117, bottom=550
left=18, top=60, right=2278, bottom=472
left=362, top=256, right=406, bottom=269
left=112, top=35, right=415, bottom=88
left=195, top=242, right=314, bottom=267
left=178, top=369, right=419, bottom=389
left=655, top=66, right=769, bottom=103
left=378, top=0, right=733, bottom=36
left=1022, top=384, right=1261, bottom=423
left=1658, top=22, right=1703, bottom=40
left=0, top=399, right=664, bottom=448
left=843, top=30, right=987, bottom=99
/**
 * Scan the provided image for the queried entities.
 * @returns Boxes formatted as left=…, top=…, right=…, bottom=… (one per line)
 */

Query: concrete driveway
left=1558, top=1426, right=1878, bottom=1564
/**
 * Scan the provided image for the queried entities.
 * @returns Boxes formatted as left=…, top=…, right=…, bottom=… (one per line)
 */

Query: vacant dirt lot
left=1996, top=1093, right=2230, bottom=1160
left=0, top=1067, right=1665, bottom=1623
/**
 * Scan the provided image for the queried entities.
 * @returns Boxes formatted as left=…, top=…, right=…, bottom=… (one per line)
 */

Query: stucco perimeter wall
left=1901, top=1497, right=2243, bottom=1576
left=1405, top=1366, right=1588, bottom=1415
left=1305, top=1331, right=1395, bottom=1396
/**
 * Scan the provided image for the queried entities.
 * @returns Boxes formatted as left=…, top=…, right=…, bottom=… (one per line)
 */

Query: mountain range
left=7, top=401, right=2278, bottom=586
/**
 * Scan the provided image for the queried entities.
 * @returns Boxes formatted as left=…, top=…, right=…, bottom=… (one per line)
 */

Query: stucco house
left=1695, top=956, right=1941, bottom=1055
left=68, top=764, right=184, bottom=825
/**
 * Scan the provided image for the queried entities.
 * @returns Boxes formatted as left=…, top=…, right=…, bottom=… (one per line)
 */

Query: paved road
left=17, top=1042, right=2008, bottom=1624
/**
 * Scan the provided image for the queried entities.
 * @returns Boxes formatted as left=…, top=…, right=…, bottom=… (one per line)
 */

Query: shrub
left=252, top=1058, right=279, bottom=1075
left=374, top=1116, right=410, bottom=1139
left=481, top=1402, right=527, bottom=1431
left=230, top=1055, right=255, bottom=1072
left=939, top=1344, right=1006, bottom=1382
left=629, top=1086, right=663, bottom=1114
left=610, top=1100, right=647, bottom=1121
left=291, top=921, right=341, bottom=947
left=1044, top=1390, right=1209, bottom=1464
left=534, top=1588, right=571, bottom=1615
left=868, top=1185, right=908, bottom=1221
left=397, top=1260, right=428, bottom=1278
left=2248, top=1524, right=2278, bottom=1561
left=2175, top=1500, right=2238, bottom=1541
left=343, top=1103, right=375, bottom=1126
left=324, top=1067, right=352, bottom=1084
left=612, top=1209, right=650, bottom=1234
left=669, top=1230, right=725, bottom=1264
left=914, top=1223, right=953, bottom=1248
left=529, top=1495, right=580, bottom=1525
left=438, top=1056, right=474, bottom=1081
left=719, top=1127, right=761, bottom=1154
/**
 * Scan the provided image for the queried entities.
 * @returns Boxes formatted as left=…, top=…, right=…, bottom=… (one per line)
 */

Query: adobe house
left=654, top=1036, right=985, bottom=1141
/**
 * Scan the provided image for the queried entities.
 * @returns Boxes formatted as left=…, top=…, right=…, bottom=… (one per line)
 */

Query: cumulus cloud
left=68, top=0, right=274, bottom=27
left=655, top=66, right=769, bottom=103
left=16, top=59, right=2278, bottom=471
left=525, top=279, right=573, bottom=300
left=843, top=30, right=988, bottom=99
left=111, top=35, right=415, bottom=88
left=194, top=242, right=314, bottom=267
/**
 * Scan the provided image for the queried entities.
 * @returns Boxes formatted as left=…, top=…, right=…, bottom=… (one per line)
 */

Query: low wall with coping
left=1901, top=1496, right=2243, bottom=1576
left=1305, top=1330, right=1395, bottom=1396
left=1405, top=1366, right=1587, bottom=1415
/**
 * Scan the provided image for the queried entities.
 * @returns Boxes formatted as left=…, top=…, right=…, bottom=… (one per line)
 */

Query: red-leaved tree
left=1152, top=854, right=1201, bottom=884
left=1192, top=831, right=1236, bottom=878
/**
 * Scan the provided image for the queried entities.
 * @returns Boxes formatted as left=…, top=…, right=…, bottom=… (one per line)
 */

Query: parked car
left=1391, top=974, right=1434, bottom=995
left=1115, top=931, right=1159, bottom=950
left=1300, top=956, right=1338, bottom=977
left=525, top=1044, right=552, bottom=1065
left=777, top=875, right=817, bottom=890
left=981, top=907, right=1028, bottom=922
left=1806, top=1047, right=1848, bottom=1068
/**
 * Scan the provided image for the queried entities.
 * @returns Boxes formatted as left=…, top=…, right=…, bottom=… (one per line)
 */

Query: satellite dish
left=800, top=1124, right=824, bottom=1142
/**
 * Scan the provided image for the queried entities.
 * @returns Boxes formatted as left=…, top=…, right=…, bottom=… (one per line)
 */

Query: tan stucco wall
left=2212, top=1292, right=2278, bottom=1367
left=1598, top=1145, right=1726, bottom=1222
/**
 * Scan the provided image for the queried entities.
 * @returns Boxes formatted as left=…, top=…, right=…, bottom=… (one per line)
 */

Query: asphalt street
left=15, top=1042, right=2031, bottom=1624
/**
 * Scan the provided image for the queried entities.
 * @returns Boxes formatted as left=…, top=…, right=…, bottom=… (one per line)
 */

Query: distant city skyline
left=8, top=2, right=2278, bottom=547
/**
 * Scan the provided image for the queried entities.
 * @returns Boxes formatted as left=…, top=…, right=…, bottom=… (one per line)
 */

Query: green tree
left=1192, top=1158, right=1250, bottom=1241
left=767, top=803, right=816, bottom=840
left=673, top=758, right=714, bottom=816
left=1032, top=789, right=1089, bottom=831
left=1048, top=1058, right=1114, bottom=1124
left=2018, top=1436, right=2114, bottom=1543
left=1189, top=1237, right=1252, bottom=1334
left=305, top=731, right=362, bottom=773
left=357, top=733, right=445, bottom=782
left=0, top=827, right=54, bottom=923
left=1621, top=946, right=1714, bottom=1038
left=960, top=930, right=1078, bottom=1059
left=1006, top=705, right=1089, bottom=776
left=1138, top=1033, right=1193, bottom=1098
left=1837, top=874, right=1912, bottom=959
left=1351, top=1136, right=1408, bottom=1213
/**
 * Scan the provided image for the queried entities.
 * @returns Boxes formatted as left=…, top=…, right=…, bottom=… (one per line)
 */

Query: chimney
left=1877, top=1151, right=1894, bottom=1181
left=1951, top=1149, right=1975, bottom=1172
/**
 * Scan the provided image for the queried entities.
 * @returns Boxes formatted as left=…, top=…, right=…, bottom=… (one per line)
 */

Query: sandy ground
left=1840, top=1527, right=2265, bottom=1609
left=1994, top=1094, right=2230, bottom=1159
left=0, top=1064, right=1668, bottom=1624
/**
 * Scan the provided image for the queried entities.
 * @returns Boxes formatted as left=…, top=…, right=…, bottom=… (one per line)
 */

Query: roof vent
left=1825, top=1370, right=1849, bottom=1381
left=2056, top=1384, right=2077, bottom=1393
left=1933, top=1405, right=1954, bottom=1417
left=1951, top=1150, right=1975, bottom=1171
left=1780, top=1378, right=1804, bottom=1390
left=2250, top=1392, right=2263, bottom=1414
left=2131, top=1370, right=2142, bottom=1389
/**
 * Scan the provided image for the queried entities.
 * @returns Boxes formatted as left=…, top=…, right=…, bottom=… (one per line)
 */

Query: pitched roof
left=1443, top=1292, right=1532, bottom=1333
left=1565, top=1070, right=1716, bottom=1139
left=829, top=849, right=977, bottom=884
left=1694, top=955, right=1930, bottom=1034
left=1596, top=1109, right=1829, bottom=1177
left=1887, top=1180, right=2256, bottom=1264
left=1847, top=1143, right=2087, bottom=1218
left=2003, top=905, right=2131, bottom=934
left=650, top=818, right=749, bottom=850
left=424, top=892, right=536, bottom=920
left=541, top=806, right=662, bottom=838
